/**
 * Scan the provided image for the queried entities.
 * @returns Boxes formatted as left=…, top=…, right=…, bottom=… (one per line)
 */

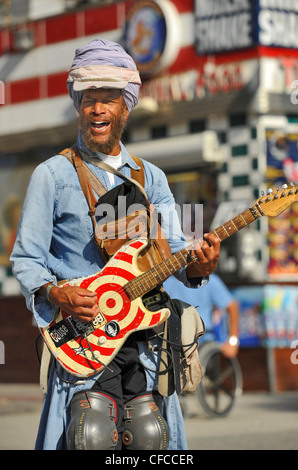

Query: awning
left=126, top=131, right=222, bottom=170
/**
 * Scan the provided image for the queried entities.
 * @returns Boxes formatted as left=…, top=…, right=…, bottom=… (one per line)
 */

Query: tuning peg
left=261, top=191, right=265, bottom=197
left=276, top=186, right=280, bottom=192
left=267, top=188, right=273, bottom=195
left=289, top=182, right=296, bottom=194
left=282, top=184, right=288, bottom=189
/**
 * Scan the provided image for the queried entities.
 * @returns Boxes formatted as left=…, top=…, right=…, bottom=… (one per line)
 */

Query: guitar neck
left=124, top=204, right=263, bottom=300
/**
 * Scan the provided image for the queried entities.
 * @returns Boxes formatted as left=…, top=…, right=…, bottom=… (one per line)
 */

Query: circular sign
left=124, top=0, right=181, bottom=77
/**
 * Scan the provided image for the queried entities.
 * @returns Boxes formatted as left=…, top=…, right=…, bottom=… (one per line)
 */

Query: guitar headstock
left=255, top=183, right=298, bottom=217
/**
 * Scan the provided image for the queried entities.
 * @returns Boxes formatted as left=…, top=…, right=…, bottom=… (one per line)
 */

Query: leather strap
left=39, top=343, right=52, bottom=395
left=77, top=148, right=148, bottom=200
left=60, top=145, right=148, bottom=230
left=60, top=147, right=100, bottom=229
left=60, top=147, right=107, bottom=198
left=130, top=155, right=145, bottom=188
left=158, top=311, right=182, bottom=397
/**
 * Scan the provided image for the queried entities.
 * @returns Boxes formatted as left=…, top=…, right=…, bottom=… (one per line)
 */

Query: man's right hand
left=40, top=284, right=100, bottom=322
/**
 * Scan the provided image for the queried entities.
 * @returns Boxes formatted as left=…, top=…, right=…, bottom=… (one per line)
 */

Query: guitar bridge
left=66, top=316, right=95, bottom=338
left=66, top=311, right=106, bottom=338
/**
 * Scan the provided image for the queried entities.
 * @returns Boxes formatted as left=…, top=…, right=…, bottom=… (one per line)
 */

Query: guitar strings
left=78, top=209, right=256, bottom=320
left=94, top=249, right=188, bottom=311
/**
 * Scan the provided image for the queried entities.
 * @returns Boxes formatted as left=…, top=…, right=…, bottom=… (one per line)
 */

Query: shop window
left=218, top=131, right=227, bottom=144
left=151, top=126, right=167, bottom=139
left=189, top=119, right=206, bottom=133
left=229, top=114, right=246, bottom=126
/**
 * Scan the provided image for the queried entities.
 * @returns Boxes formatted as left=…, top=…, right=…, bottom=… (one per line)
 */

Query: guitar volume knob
left=98, top=336, right=107, bottom=345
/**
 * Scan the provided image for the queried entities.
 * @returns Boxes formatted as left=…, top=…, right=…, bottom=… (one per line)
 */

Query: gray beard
left=79, top=114, right=127, bottom=155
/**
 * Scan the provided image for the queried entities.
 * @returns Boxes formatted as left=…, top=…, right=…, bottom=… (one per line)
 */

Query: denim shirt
left=10, top=134, right=197, bottom=450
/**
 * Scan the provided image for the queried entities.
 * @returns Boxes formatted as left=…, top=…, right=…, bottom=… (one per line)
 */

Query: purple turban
left=67, top=39, right=141, bottom=113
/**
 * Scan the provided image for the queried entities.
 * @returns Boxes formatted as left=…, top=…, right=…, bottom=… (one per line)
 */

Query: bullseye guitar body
left=40, top=183, right=298, bottom=378
left=41, top=239, right=170, bottom=378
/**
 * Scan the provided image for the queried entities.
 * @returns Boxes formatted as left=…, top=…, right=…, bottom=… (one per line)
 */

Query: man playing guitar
left=10, top=39, right=220, bottom=451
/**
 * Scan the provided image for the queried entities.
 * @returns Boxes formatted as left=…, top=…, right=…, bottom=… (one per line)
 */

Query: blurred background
left=0, top=0, right=298, bottom=398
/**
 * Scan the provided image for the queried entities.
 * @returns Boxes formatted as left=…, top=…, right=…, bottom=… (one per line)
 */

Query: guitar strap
left=60, top=145, right=146, bottom=230
left=157, top=307, right=182, bottom=397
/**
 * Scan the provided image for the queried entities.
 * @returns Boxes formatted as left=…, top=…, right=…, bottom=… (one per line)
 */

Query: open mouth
left=90, top=120, right=110, bottom=132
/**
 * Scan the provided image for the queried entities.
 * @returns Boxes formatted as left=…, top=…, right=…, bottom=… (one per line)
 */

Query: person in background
left=163, top=273, right=239, bottom=358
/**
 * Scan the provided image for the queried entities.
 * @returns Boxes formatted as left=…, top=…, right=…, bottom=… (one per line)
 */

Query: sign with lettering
left=195, top=0, right=257, bottom=54
left=139, top=60, right=258, bottom=105
left=195, top=0, right=298, bottom=54
left=258, top=0, right=298, bottom=48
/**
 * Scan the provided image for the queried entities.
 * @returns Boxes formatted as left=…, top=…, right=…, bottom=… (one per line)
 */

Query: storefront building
left=0, top=0, right=298, bottom=389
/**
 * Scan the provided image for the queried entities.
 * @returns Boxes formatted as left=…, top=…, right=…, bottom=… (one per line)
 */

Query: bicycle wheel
left=196, top=341, right=242, bottom=418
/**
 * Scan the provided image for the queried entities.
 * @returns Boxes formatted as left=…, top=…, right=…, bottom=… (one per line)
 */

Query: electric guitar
left=40, top=184, right=298, bottom=378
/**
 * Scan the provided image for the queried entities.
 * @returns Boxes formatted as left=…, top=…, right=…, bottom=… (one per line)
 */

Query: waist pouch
left=155, top=298, right=205, bottom=396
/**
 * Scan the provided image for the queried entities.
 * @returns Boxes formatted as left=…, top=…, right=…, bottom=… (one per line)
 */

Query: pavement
left=0, top=383, right=43, bottom=450
left=183, top=391, right=298, bottom=450
left=0, top=383, right=298, bottom=450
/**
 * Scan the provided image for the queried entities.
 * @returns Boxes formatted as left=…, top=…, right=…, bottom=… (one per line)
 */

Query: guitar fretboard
left=124, top=249, right=190, bottom=300
left=210, top=206, right=259, bottom=242
left=124, top=205, right=261, bottom=300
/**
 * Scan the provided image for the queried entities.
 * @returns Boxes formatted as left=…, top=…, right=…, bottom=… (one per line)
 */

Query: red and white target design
left=41, top=239, right=170, bottom=378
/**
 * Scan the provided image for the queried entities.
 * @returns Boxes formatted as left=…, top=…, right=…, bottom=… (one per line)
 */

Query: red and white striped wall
left=0, top=0, right=196, bottom=138
left=0, top=0, right=297, bottom=140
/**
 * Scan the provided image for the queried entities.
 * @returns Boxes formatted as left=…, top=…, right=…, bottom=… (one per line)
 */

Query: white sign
left=259, top=1, right=298, bottom=48
left=195, top=0, right=298, bottom=54
left=195, top=0, right=254, bottom=54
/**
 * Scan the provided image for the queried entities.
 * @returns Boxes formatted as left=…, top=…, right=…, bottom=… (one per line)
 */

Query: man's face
left=79, top=88, right=129, bottom=156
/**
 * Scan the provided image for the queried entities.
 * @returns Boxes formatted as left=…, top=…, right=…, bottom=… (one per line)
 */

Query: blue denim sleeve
left=10, top=162, right=58, bottom=326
